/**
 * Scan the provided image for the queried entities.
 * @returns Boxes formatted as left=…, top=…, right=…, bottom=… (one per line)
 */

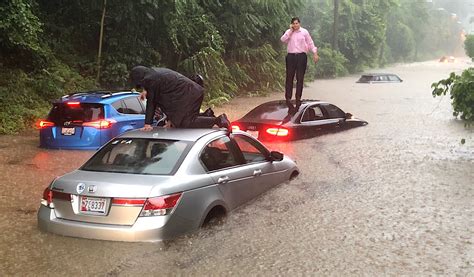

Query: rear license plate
left=247, top=130, right=259, bottom=138
left=80, top=196, right=107, bottom=214
left=61, top=127, right=75, bottom=136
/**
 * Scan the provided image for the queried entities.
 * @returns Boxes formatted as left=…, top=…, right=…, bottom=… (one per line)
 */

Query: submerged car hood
left=51, top=170, right=175, bottom=198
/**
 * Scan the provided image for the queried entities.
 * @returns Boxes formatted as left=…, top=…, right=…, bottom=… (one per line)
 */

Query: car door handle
left=217, top=176, right=229, bottom=184
left=253, top=169, right=262, bottom=176
left=130, top=122, right=137, bottom=126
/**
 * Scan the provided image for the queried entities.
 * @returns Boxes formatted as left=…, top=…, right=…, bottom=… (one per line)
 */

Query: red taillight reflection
left=83, top=119, right=116, bottom=129
left=36, top=120, right=55, bottom=129
left=112, top=198, right=146, bottom=206
left=266, top=127, right=289, bottom=137
left=42, top=187, right=53, bottom=205
left=144, top=193, right=182, bottom=210
left=140, top=193, right=182, bottom=216
left=231, top=124, right=240, bottom=131
left=67, top=102, right=80, bottom=106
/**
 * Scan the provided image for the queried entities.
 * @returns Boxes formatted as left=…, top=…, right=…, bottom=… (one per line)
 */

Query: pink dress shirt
left=280, top=27, right=317, bottom=54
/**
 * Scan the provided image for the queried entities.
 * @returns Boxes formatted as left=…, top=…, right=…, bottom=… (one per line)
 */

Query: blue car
left=38, top=91, right=145, bottom=150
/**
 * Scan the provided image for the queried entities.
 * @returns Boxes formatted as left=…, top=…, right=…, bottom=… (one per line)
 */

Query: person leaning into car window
left=130, top=66, right=230, bottom=131
left=281, top=17, right=319, bottom=111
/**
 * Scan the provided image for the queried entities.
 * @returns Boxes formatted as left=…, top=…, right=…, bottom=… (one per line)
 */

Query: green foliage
left=308, top=47, right=348, bottom=79
left=386, top=22, right=415, bottom=62
left=465, top=35, right=474, bottom=59
left=432, top=68, right=474, bottom=125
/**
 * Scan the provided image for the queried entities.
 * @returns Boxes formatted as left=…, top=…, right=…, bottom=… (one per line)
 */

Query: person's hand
left=313, top=53, right=320, bottom=63
left=139, top=91, right=147, bottom=100
left=141, top=124, right=153, bottom=131
left=289, top=24, right=294, bottom=31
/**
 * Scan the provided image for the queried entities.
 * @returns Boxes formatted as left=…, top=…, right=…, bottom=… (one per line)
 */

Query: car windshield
left=81, top=138, right=192, bottom=175
left=48, top=103, right=104, bottom=124
left=244, top=103, right=290, bottom=121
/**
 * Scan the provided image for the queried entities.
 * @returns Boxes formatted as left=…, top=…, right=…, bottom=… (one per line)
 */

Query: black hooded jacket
left=130, top=66, right=204, bottom=127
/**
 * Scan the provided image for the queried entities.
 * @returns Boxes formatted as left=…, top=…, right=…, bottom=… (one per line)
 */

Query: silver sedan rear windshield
left=81, top=138, right=192, bottom=175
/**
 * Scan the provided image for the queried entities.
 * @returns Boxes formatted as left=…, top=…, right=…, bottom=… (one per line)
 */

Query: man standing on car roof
left=280, top=17, right=319, bottom=111
left=130, top=66, right=230, bottom=131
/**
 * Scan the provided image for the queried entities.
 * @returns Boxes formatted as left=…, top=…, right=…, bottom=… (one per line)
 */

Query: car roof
left=118, top=127, right=226, bottom=142
left=53, top=90, right=140, bottom=104
left=257, top=99, right=327, bottom=108
left=361, top=73, right=399, bottom=77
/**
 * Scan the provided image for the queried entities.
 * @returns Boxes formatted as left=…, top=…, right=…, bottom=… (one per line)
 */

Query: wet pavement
left=0, top=59, right=472, bottom=275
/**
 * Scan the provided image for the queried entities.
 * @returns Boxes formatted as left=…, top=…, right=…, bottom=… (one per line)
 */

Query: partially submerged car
left=231, top=100, right=368, bottom=141
left=439, top=56, right=455, bottom=63
left=356, top=73, right=403, bottom=83
left=37, top=90, right=145, bottom=150
left=37, top=128, right=299, bottom=242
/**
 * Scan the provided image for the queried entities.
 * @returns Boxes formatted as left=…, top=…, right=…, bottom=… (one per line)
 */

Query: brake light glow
left=266, top=127, right=289, bottom=137
left=36, top=120, right=55, bottom=129
left=231, top=124, right=240, bottom=131
left=140, top=193, right=182, bottom=216
left=112, top=198, right=146, bottom=206
left=83, top=119, right=116, bottom=129
left=67, top=102, right=80, bottom=106
left=41, top=187, right=53, bottom=207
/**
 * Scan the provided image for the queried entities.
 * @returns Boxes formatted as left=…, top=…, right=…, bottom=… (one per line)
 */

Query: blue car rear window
left=81, top=138, right=192, bottom=175
left=48, top=103, right=104, bottom=124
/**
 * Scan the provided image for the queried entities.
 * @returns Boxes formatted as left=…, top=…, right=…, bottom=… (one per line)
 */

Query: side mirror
left=345, top=113, right=353, bottom=119
left=269, top=151, right=284, bottom=162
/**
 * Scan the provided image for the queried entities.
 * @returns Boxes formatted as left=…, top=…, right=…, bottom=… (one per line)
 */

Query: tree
left=464, top=34, right=474, bottom=60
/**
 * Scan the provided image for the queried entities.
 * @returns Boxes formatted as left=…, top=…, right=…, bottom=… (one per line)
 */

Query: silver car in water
left=37, top=128, right=299, bottom=242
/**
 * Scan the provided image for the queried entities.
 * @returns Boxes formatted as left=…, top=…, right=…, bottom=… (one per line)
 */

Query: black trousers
left=285, top=53, right=307, bottom=102
left=177, top=94, right=217, bottom=128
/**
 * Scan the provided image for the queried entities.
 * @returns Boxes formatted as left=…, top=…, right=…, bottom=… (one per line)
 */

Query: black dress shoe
left=217, top=113, right=231, bottom=129
left=201, top=107, right=215, bottom=117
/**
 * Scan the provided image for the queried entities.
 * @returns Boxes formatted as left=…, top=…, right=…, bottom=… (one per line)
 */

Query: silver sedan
left=37, top=128, right=299, bottom=241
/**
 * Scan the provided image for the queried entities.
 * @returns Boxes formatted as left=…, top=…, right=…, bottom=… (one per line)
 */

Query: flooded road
left=1, top=59, right=472, bottom=275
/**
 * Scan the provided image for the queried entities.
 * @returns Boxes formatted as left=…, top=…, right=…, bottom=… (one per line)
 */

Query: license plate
left=247, top=130, right=259, bottom=138
left=61, top=127, right=75, bottom=136
left=80, top=196, right=107, bottom=214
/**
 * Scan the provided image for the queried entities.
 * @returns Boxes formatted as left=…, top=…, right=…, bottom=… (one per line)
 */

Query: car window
left=232, top=135, right=269, bottom=163
left=200, top=136, right=240, bottom=171
left=323, top=104, right=345, bottom=119
left=123, top=97, right=144, bottom=114
left=302, top=106, right=324, bottom=122
left=380, top=75, right=389, bottom=81
left=81, top=138, right=191, bottom=175
left=388, top=75, right=400, bottom=81
left=48, top=103, right=104, bottom=124
left=112, top=100, right=125, bottom=113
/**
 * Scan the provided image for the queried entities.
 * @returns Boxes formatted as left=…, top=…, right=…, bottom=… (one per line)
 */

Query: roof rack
left=61, top=90, right=138, bottom=99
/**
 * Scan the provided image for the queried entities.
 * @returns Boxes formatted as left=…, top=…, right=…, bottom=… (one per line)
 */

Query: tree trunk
left=332, top=0, right=339, bottom=51
left=96, top=0, right=107, bottom=84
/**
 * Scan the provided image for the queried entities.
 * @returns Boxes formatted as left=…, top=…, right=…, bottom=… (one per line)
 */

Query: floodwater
left=0, top=59, right=472, bottom=275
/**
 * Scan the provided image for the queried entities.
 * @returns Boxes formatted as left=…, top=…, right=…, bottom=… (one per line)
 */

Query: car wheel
left=202, top=206, right=227, bottom=228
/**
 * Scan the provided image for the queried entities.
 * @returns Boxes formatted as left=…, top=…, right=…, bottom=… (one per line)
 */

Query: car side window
left=302, top=106, right=324, bottom=122
left=388, top=75, right=400, bottom=81
left=200, top=136, right=240, bottom=172
left=324, top=104, right=345, bottom=119
left=112, top=100, right=125, bottom=113
left=232, top=135, right=269, bottom=163
left=123, top=97, right=145, bottom=114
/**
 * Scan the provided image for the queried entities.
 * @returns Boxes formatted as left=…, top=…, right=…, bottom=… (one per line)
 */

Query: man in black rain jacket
left=130, top=66, right=230, bottom=131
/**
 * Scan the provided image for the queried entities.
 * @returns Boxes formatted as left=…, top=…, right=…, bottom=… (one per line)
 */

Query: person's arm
left=143, top=89, right=155, bottom=131
left=304, top=30, right=319, bottom=63
left=280, top=28, right=293, bottom=43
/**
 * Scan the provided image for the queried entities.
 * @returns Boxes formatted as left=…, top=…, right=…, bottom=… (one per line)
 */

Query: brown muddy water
left=0, top=59, right=472, bottom=275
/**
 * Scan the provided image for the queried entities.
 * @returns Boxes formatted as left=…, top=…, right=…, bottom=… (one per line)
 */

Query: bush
left=432, top=68, right=474, bottom=126
left=307, top=47, right=348, bottom=79
left=464, top=35, right=474, bottom=60
left=0, top=62, right=95, bottom=134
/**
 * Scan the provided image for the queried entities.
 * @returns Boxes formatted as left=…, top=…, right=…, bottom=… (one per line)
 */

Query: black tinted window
left=324, top=104, right=345, bottom=119
left=302, top=106, right=325, bottom=122
left=200, top=136, right=240, bottom=171
left=48, top=103, right=104, bottom=124
left=233, top=135, right=268, bottom=163
left=123, top=97, right=144, bottom=114
left=245, top=103, right=290, bottom=121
